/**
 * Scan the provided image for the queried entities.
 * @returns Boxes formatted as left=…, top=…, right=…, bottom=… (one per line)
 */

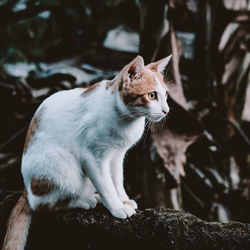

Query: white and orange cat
left=3, top=55, right=171, bottom=250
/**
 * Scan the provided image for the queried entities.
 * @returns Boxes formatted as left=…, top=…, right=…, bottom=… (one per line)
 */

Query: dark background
left=0, top=1, right=249, bottom=243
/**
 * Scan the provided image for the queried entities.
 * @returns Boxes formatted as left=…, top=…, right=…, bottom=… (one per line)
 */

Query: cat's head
left=117, top=55, right=172, bottom=122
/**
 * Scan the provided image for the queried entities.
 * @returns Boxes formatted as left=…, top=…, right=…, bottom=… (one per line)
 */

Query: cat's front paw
left=123, top=199, right=138, bottom=209
left=110, top=204, right=136, bottom=219
left=81, top=196, right=98, bottom=209
left=118, top=195, right=138, bottom=209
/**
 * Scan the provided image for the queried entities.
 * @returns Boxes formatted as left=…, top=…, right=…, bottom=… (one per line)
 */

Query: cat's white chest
left=123, top=117, right=145, bottom=145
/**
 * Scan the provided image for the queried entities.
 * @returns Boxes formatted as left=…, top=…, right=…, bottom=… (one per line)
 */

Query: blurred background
left=0, top=0, right=249, bottom=233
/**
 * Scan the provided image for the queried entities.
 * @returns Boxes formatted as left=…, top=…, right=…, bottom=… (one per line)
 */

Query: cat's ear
left=147, top=54, right=172, bottom=75
left=123, top=55, right=144, bottom=84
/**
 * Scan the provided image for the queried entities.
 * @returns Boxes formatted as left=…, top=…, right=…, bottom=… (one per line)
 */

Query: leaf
left=241, top=76, right=250, bottom=121
left=103, top=25, right=139, bottom=53
left=3, top=62, right=37, bottom=78
left=152, top=97, right=204, bottom=183
left=218, top=23, right=240, bottom=52
left=223, top=0, right=250, bottom=10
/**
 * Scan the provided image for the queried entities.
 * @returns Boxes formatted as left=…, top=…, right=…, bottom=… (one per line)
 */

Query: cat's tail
left=2, top=190, right=32, bottom=250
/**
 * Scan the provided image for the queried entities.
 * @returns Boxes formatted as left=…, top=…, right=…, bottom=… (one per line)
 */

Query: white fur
left=22, top=81, right=146, bottom=219
left=22, top=58, right=170, bottom=219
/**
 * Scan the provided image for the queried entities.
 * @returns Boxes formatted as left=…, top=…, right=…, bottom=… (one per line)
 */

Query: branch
left=25, top=205, right=250, bottom=250
left=0, top=191, right=249, bottom=250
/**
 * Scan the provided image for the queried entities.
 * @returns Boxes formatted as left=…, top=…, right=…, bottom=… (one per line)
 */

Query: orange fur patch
left=106, top=76, right=125, bottom=95
left=107, top=56, right=169, bottom=106
left=123, top=94, right=150, bottom=107
left=123, top=200, right=134, bottom=207
left=126, top=70, right=157, bottom=94
left=2, top=191, right=31, bottom=250
left=31, top=177, right=55, bottom=196
left=146, top=64, right=169, bottom=89
left=35, top=197, right=72, bottom=212
left=106, top=79, right=115, bottom=88
left=23, top=107, right=44, bottom=154
left=81, top=82, right=100, bottom=96
left=121, top=69, right=161, bottom=106
left=35, top=203, right=50, bottom=212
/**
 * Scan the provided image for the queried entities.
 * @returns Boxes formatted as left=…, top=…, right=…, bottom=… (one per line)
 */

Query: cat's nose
left=162, top=105, right=169, bottom=115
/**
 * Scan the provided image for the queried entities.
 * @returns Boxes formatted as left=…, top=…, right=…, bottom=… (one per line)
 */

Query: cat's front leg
left=110, top=152, right=138, bottom=209
left=81, top=149, right=136, bottom=219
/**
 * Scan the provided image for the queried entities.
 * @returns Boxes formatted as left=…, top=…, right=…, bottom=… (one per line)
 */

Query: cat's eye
left=148, top=91, right=157, bottom=100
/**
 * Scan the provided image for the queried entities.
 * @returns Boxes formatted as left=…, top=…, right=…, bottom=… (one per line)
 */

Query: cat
left=2, top=54, right=171, bottom=250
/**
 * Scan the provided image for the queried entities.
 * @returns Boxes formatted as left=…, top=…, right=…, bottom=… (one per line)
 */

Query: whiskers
left=157, top=105, right=173, bottom=130
left=144, top=115, right=161, bottom=139
left=144, top=117, right=153, bottom=138
left=145, top=111, right=171, bottom=138
left=115, top=106, right=171, bottom=139
left=160, top=116, right=167, bottom=130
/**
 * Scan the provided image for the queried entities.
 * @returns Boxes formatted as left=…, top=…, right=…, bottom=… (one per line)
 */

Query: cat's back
left=36, top=87, right=93, bottom=130
left=42, top=88, right=84, bottom=113
left=22, top=88, right=86, bottom=154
